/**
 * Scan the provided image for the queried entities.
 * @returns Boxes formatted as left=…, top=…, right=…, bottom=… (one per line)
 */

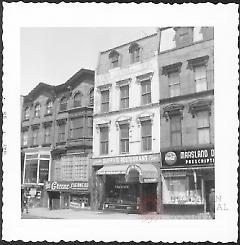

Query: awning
left=97, top=163, right=159, bottom=183
left=96, top=164, right=129, bottom=175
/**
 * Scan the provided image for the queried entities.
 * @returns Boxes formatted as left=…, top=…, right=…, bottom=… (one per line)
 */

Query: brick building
left=159, top=27, right=214, bottom=214
left=91, top=33, right=162, bottom=213
left=21, top=69, right=94, bottom=209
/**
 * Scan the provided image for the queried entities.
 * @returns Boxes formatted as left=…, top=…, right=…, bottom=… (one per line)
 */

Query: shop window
left=197, top=111, right=210, bottom=144
left=70, top=117, right=84, bottom=139
left=60, top=97, right=67, bottom=111
left=120, top=85, right=129, bottom=109
left=129, top=42, right=140, bottom=63
left=24, top=107, right=30, bottom=120
left=194, top=65, right=207, bottom=92
left=120, top=124, right=129, bottom=154
left=87, top=117, right=93, bottom=137
left=100, top=127, right=109, bottom=155
left=22, top=131, right=28, bottom=146
left=44, top=126, right=51, bottom=144
left=141, top=120, right=152, bottom=151
left=101, top=90, right=110, bottom=113
left=38, top=160, right=49, bottom=183
left=32, top=128, right=39, bottom=146
left=170, top=115, right=182, bottom=146
left=34, top=103, right=41, bottom=118
left=73, top=92, right=82, bottom=108
left=89, top=88, right=94, bottom=106
left=169, top=71, right=180, bottom=97
left=141, top=80, right=151, bottom=105
left=24, top=159, right=38, bottom=184
left=109, top=49, right=120, bottom=69
left=46, top=100, right=53, bottom=115
left=58, top=123, right=66, bottom=142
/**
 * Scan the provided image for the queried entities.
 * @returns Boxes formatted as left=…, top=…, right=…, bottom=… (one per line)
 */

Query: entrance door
left=142, top=183, right=157, bottom=213
left=205, top=180, right=214, bottom=212
left=49, top=191, right=60, bottom=210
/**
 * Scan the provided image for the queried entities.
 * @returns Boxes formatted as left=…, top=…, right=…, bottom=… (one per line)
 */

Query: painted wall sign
left=162, top=147, right=214, bottom=168
left=92, top=153, right=160, bottom=166
left=45, top=181, right=89, bottom=191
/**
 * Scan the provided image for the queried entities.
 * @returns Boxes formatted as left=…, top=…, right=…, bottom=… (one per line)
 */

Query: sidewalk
left=22, top=207, right=212, bottom=219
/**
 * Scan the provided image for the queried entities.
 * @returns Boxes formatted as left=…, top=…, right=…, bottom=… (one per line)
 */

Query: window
left=39, top=160, right=49, bottom=183
left=197, top=111, right=210, bottom=144
left=170, top=115, right=182, bottom=146
left=89, top=89, right=94, bottom=106
left=193, top=27, right=203, bottom=42
left=109, top=50, right=119, bottom=68
left=22, top=131, right=28, bottom=146
left=44, top=126, right=51, bottom=144
left=60, top=97, right=67, bottom=111
left=120, top=124, right=129, bottom=154
left=169, top=71, right=180, bottom=97
left=46, top=100, right=53, bottom=115
left=70, top=117, right=84, bottom=139
left=129, top=43, right=140, bottom=63
left=24, top=159, right=38, bottom=183
left=120, top=85, right=129, bottom=109
left=101, top=90, right=110, bottom=113
left=32, top=129, right=39, bottom=145
left=141, top=80, right=151, bottom=105
left=141, top=120, right=152, bottom=151
left=73, top=93, right=82, bottom=108
left=34, top=103, right=41, bottom=117
left=87, top=117, right=93, bottom=137
left=111, top=56, right=119, bottom=68
left=194, top=66, right=207, bottom=92
left=24, top=107, right=30, bottom=120
left=58, top=124, right=66, bottom=142
left=100, top=127, right=109, bottom=155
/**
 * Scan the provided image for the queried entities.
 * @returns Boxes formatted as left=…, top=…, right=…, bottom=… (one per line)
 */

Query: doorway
left=141, top=183, right=157, bottom=213
left=205, top=180, right=214, bottom=212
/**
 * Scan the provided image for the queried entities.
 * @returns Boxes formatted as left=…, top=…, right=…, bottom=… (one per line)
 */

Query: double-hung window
left=120, top=124, right=129, bottom=154
left=100, top=127, right=109, bottom=155
left=169, top=71, right=180, bottom=97
left=58, top=123, right=66, bottom=142
left=120, top=85, right=129, bottom=109
left=32, top=129, right=39, bottom=146
left=73, top=93, right=82, bottom=108
left=197, top=111, right=210, bottom=144
left=60, top=97, right=67, bottom=111
left=70, top=117, right=84, bottom=139
left=44, top=126, right=51, bottom=144
left=141, top=120, right=152, bottom=151
left=22, top=131, right=28, bottom=146
left=141, top=80, right=151, bottom=105
left=46, top=100, right=53, bottom=115
left=170, top=115, right=182, bottom=146
left=101, top=90, right=110, bottom=113
left=35, top=103, right=41, bottom=118
left=194, top=65, right=207, bottom=92
left=24, top=107, right=30, bottom=120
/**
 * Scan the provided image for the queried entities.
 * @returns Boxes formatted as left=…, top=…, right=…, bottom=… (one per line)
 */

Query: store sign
left=162, top=147, right=214, bottom=168
left=45, top=181, right=88, bottom=191
left=92, top=153, right=160, bottom=166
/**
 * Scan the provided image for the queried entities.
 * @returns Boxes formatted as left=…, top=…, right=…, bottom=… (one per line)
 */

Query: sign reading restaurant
left=92, top=153, right=160, bottom=166
left=162, top=147, right=214, bottom=168
left=45, top=181, right=89, bottom=191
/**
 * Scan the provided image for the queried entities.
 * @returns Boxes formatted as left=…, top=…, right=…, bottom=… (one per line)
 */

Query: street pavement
left=22, top=207, right=213, bottom=219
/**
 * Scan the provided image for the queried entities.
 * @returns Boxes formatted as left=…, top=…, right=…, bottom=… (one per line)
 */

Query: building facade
left=159, top=27, right=214, bottom=214
left=91, top=34, right=162, bottom=213
left=21, top=69, right=94, bottom=209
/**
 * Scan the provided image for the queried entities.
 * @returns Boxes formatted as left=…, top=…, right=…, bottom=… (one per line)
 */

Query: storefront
left=161, top=146, right=214, bottom=214
left=92, top=153, right=161, bottom=214
left=45, top=181, right=90, bottom=210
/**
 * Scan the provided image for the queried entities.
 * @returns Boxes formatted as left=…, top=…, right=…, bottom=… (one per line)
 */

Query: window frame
left=58, top=123, right=66, bottom=142
left=101, top=90, right=110, bottom=113
left=73, top=92, right=82, bottom=108
left=196, top=111, right=210, bottom=145
left=141, top=120, right=152, bottom=152
left=119, top=124, right=129, bottom=154
left=120, top=85, right=129, bottom=110
left=34, top=103, right=41, bottom=118
left=44, top=126, right=51, bottom=144
left=168, top=71, right=181, bottom=98
left=141, top=80, right=151, bottom=105
left=100, top=126, right=109, bottom=155
left=59, top=97, right=68, bottom=111
left=69, top=117, right=84, bottom=139
left=194, top=65, right=208, bottom=93
left=170, top=115, right=182, bottom=147
left=24, top=107, right=30, bottom=120
left=32, top=128, right=39, bottom=146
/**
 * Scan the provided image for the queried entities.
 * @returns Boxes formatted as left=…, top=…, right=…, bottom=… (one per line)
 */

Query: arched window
left=109, top=49, right=120, bottom=68
left=46, top=100, right=53, bottom=115
left=129, top=42, right=140, bottom=63
left=24, top=107, right=30, bottom=120
left=60, top=97, right=67, bottom=111
left=89, top=89, right=94, bottom=106
left=34, top=103, right=41, bottom=117
left=73, top=93, right=82, bottom=108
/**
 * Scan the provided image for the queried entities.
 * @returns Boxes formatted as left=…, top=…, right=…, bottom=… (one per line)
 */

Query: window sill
left=44, top=113, right=52, bottom=117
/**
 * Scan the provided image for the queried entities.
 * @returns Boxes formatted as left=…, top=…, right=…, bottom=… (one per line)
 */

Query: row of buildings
left=21, top=27, right=214, bottom=214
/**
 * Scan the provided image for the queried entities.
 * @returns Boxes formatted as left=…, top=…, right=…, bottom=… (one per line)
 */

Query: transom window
left=34, top=103, right=41, bottom=117
left=194, top=65, right=207, bottom=92
left=60, top=97, right=67, bottom=111
left=141, top=80, right=151, bottom=105
left=120, top=85, right=129, bottom=109
left=120, top=124, right=129, bottom=154
left=141, top=120, right=152, bottom=151
left=170, top=115, right=182, bottom=146
left=73, top=93, right=82, bottom=108
left=100, top=127, right=109, bottom=155
left=46, top=100, right=53, bottom=115
left=197, top=111, right=210, bottom=144
left=169, top=71, right=180, bottom=97
left=101, top=90, right=110, bottom=113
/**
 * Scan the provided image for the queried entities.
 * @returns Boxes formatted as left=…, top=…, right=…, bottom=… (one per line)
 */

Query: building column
left=156, top=180, right=162, bottom=214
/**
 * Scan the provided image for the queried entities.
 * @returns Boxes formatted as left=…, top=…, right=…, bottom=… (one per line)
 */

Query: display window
left=162, top=174, right=203, bottom=205
left=70, top=194, right=89, bottom=207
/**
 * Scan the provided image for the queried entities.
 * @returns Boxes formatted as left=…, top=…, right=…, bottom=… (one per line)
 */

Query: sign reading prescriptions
left=162, top=147, right=214, bottom=167
left=92, top=153, right=160, bottom=165
left=45, top=181, right=88, bottom=191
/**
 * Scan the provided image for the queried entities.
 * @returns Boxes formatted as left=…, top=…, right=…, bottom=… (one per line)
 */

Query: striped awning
left=96, top=164, right=129, bottom=175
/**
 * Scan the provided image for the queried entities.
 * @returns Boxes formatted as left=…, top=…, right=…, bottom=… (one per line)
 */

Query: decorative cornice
left=56, top=118, right=67, bottom=125
left=162, top=104, right=184, bottom=121
left=97, top=83, right=112, bottom=92
left=21, top=126, right=29, bottom=132
left=187, top=55, right=209, bottom=69
left=136, top=72, right=154, bottom=83
left=189, top=99, right=212, bottom=117
left=31, top=123, right=40, bottom=129
left=136, top=112, right=154, bottom=126
left=43, top=121, right=53, bottom=127
left=115, top=116, right=132, bottom=130
left=116, top=78, right=132, bottom=88
left=161, top=62, right=182, bottom=75
left=96, top=121, right=111, bottom=132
